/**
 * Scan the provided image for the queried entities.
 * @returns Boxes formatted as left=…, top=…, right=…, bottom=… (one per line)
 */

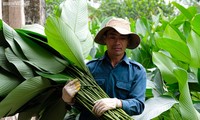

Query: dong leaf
left=0, top=71, right=21, bottom=97
left=191, top=14, right=200, bottom=35
left=163, top=24, right=185, bottom=43
left=20, top=24, right=46, bottom=37
left=45, top=16, right=88, bottom=73
left=156, top=38, right=191, bottom=64
left=36, top=71, right=72, bottom=84
left=0, top=47, right=16, bottom=73
left=173, top=68, right=200, bottom=119
left=1, top=20, right=25, bottom=59
left=5, top=48, right=34, bottom=79
left=187, top=30, right=200, bottom=68
left=0, top=76, right=51, bottom=117
left=39, top=99, right=66, bottom=120
left=17, top=89, right=57, bottom=120
left=59, top=0, right=93, bottom=58
left=132, top=96, right=178, bottom=120
left=152, top=52, right=177, bottom=84
left=172, top=2, right=193, bottom=21
left=2, top=20, right=66, bottom=74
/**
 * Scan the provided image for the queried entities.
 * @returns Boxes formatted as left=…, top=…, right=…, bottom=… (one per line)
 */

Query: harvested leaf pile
left=0, top=0, right=132, bottom=120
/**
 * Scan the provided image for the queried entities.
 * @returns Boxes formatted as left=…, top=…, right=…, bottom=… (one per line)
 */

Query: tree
left=24, top=0, right=46, bottom=25
left=88, top=0, right=175, bottom=21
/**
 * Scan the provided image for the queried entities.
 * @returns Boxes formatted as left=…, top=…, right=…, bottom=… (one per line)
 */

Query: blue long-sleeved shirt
left=86, top=52, right=147, bottom=115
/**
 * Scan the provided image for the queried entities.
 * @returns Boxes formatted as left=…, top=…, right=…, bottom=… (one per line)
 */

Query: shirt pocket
left=116, top=81, right=131, bottom=99
left=95, top=78, right=105, bottom=89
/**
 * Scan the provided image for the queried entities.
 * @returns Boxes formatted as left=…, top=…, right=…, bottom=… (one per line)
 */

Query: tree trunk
left=2, top=0, right=25, bottom=28
left=2, top=0, right=45, bottom=28
left=24, top=0, right=46, bottom=26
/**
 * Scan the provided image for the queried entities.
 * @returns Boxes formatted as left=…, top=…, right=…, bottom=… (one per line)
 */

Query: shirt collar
left=100, top=51, right=130, bottom=65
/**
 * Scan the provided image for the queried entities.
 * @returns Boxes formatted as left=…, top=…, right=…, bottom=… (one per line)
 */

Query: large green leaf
left=168, top=105, right=182, bottom=120
left=0, top=71, right=20, bottom=97
left=173, top=68, right=200, bottom=119
left=172, top=2, right=193, bottom=21
left=183, top=21, right=191, bottom=39
left=20, top=24, right=46, bottom=37
left=152, top=52, right=177, bottom=84
left=5, top=48, right=34, bottom=79
left=163, top=24, right=185, bottom=43
left=0, top=76, right=51, bottom=117
left=135, top=18, right=150, bottom=37
left=18, top=89, right=57, bottom=120
left=45, top=16, right=88, bottom=73
left=156, top=38, right=191, bottom=64
left=132, top=96, right=178, bottom=120
left=36, top=71, right=72, bottom=84
left=0, top=47, right=17, bottom=73
left=16, top=29, right=67, bottom=63
left=39, top=99, right=67, bottom=120
left=1, top=20, right=25, bottom=59
left=187, top=30, right=200, bottom=68
left=16, top=29, right=47, bottom=44
left=170, top=13, right=186, bottom=26
left=59, top=0, right=93, bottom=58
left=191, top=14, right=200, bottom=36
left=2, top=20, right=66, bottom=74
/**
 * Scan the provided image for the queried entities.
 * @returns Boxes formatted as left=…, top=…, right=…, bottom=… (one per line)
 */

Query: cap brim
left=94, top=27, right=140, bottom=49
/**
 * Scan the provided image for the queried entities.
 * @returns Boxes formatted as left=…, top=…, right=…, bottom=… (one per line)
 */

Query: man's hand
left=62, top=79, right=81, bottom=105
left=92, top=98, right=122, bottom=116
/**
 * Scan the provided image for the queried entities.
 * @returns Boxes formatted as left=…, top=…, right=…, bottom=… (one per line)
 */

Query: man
left=62, top=17, right=147, bottom=119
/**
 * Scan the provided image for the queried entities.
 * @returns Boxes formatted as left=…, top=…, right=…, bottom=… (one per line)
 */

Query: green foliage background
left=1, top=0, right=200, bottom=119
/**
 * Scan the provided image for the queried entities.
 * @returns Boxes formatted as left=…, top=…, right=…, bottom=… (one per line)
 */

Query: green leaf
left=39, top=99, right=67, bottom=120
left=173, top=68, right=200, bottom=119
left=187, top=6, right=198, bottom=17
left=0, top=47, right=17, bottom=73
left=183, top=21, right=191, bottom=39
left=16, top=29, right=47, bottom=44
left=2, top=20, right=66, bottom=74
left=163, top=24, right=185, bottom=43
left=198, top=69, right=200, bottom=84
left=152, top=52, right=177, bottom=84
left=191, top=14, right=200, bottom=35
left=132, top=96, right=178, bottom=120
left=5, top=48, right=34, bottom=79
left=20, top=24, right=46, bottom=37
left=172, top=2, right=193, bottom=21
left=136, top=18, right=149, bottom=37
left=45, top=16, right=88, bottom=73
left=36, top=71, right=72, bottom=84
left=1, top=20, right=26, bottom=59
left=18, top=89, right=56, bottom=120
left=168, top=105, right=182, bottom=120
left=156, top=38, right=191, bottom=63
left=59, top=0, right=93, bottom=59
left=131, top=47, right=153, bottom=69
left=0, top=76, right=51, bottom=117
left=0, top=71, right=21, bottom=97
left=171, top=13, right=186, bottom=26
left=16, top=29, right=67, bottom=63
left=187, top=30, right=200, bottom=68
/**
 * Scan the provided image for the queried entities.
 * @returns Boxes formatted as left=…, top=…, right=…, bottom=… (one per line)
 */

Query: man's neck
left=107, top=53, right=124, bottom=67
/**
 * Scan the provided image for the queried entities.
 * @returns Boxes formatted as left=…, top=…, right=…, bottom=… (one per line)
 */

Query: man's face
left=104, top=29, right=128, bottom=57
